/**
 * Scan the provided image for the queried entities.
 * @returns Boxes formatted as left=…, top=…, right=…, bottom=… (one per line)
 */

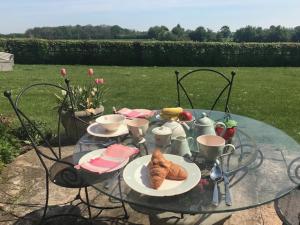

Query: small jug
left=171, top=136, right=193, bottom=157
left=194, top=112, right=226, bottom=137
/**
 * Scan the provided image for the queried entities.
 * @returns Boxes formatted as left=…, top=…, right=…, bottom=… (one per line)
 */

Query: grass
left=0, top=65, right=300, bottom=143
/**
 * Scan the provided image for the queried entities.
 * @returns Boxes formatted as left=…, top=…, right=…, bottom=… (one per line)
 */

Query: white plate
left=123, top=154, right=201, bottom=197
left=87, top=122, right=129, bottom=137
left=78, top=148, right=129, bottom=173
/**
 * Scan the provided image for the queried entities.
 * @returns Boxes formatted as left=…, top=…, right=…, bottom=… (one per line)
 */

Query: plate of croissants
left=123, top=149, right=201, bottom=196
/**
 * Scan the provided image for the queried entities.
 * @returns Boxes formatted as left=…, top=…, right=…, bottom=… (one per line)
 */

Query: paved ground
left=0, top=146, right=283, bottom=225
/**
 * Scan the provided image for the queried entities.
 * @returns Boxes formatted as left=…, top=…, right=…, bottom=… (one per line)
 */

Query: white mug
left=196, top=134, right=235, bottom=161
left=127, top=118, right=149, bottom=143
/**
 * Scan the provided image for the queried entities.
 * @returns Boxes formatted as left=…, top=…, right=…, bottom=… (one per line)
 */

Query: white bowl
left=96, top=114, right=125, bottom=132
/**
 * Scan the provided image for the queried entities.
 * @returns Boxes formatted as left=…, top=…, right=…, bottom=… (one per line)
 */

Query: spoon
left=216, top=159, right=232, bottom=206
left=210, top=162, right=223, bottom=206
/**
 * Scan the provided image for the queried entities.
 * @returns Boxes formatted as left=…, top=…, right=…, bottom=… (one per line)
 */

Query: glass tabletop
left=73, top=109, right=300, bottom=214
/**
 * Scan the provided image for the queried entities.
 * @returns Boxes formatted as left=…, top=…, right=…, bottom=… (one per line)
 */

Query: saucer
left=87, top=122, right=129, bottom=138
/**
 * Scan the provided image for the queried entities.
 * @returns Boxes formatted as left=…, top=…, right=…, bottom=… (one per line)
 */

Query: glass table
left=73, top=110, right=300, bottom=214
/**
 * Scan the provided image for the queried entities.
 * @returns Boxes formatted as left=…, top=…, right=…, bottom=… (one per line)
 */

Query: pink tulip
left=95, top=78, right=104, bottom=84
left=88, top=68, right=94, bottom=76
left=60, top=68, right=67, bottom=77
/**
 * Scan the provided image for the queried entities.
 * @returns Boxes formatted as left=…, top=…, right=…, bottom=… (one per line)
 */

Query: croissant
left=166, top=162, right=187, bottom=180
left=148, top=149, right=171, bottom=189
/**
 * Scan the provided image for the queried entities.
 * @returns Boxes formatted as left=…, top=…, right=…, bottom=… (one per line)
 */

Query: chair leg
left=39, top=175, right=50, bottom=225
left=118, top=174, right=129, bottom=220
left=84, top=187, right=92, bottom=220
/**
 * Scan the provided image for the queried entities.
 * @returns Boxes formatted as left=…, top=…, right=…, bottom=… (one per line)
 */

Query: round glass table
left=73, top=110, right=300, bottom=214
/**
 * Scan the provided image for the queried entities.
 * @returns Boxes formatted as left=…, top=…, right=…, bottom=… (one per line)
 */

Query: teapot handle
left=215, top=122, right=227, bottom=137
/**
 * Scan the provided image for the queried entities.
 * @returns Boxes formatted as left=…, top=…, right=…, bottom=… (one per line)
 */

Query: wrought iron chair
left=175, top=69, right=239, bottom=169
left=3, top=79, right=127, bottom=224
left=274, top=157, right=300, bottom=225
left=175, top=69, right=236, bottom=113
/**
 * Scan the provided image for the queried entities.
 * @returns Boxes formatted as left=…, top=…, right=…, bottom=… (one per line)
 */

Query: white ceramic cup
left=196, top=134, right=235, bottom=161
left=126, top=118, right=149, bottom=142
left=152, top=126, right=172, bottom=151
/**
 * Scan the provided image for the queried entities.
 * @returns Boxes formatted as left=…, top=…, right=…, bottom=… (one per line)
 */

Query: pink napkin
left=89, top=157, right=121, bottom=168
left=104, top=144, right=139, bottom=159
left=79, top=162, right=122, bottom=173
left=117, top=108, right=154, bottom=118
left=75, top=144, right=139, bottom=173
left=74, top=157, right=123, bottom=172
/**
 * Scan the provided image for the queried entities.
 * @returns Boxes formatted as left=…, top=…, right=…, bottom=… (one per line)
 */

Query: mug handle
left=215, top=122, right=227, bottom=137
left=218, top=144, right=235, bottom=159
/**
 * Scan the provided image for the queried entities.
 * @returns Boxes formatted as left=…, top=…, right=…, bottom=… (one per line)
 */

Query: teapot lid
left=196, top=112, right=213, bottom=125
left=152, top=126, right=172, bottom=136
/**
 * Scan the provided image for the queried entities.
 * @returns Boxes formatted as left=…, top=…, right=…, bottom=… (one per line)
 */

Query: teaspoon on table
left=210, top=162, right=223, bottom=206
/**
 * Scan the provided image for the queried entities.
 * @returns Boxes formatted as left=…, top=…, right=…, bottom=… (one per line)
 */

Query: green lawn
left=1, top=65, right=300, bottom=143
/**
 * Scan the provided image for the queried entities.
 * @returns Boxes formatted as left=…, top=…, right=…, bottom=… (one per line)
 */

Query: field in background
left=0, top=65, right=300, bottom=143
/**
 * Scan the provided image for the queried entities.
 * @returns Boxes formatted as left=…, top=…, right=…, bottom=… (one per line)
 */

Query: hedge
left=1, top=39, right=300, bottom=66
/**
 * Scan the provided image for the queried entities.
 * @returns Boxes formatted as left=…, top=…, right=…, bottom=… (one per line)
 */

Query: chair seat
left=49, top=155, right=89, bottom=188
left=275, top=187, right=300, bottom=225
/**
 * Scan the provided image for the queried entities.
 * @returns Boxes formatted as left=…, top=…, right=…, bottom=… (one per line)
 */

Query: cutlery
left=223, top=172, right=232, bottom=206
left=210, top=162, right=223, bottom=206
left=216, top=159, right=232, bottom=206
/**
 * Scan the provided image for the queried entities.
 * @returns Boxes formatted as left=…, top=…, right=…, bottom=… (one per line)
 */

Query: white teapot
left=194, top=112, right=226, bottom=136
left=162, top=120, right=186, bottom=139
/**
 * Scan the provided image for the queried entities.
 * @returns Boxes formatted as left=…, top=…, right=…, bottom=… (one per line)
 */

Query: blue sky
left=1, top=0, right=300, bottom=34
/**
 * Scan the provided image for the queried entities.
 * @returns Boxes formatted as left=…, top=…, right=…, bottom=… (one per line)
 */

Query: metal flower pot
left=61, top=106, right=104, bottom=143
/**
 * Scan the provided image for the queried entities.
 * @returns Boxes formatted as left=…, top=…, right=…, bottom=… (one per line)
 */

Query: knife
left=223, top=172, right=232, bottom=206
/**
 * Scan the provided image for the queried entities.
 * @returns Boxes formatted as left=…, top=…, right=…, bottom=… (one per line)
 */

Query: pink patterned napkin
left=75, top=144, right=139, bottom=173
left=117, top=108, right=154, bottom=118
left=89, top=157, right=121, bottom=168
left=103, top=144, right=139, bottom=159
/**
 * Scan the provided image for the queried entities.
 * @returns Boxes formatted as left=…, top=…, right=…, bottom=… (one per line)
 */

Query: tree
left=233, top=26, right=264, bottom=42
left=111, top=25, right=122, bottom=38
left=171, top=24, right=185, bottom=38
left=217, top=26, right=231, bottom=41
left=158, top=31, right=177, bottom=41
left=206, top=29, right=217, bottom=41
left=147, top=26, right=169, bottom=39
left=189, top=26, right=207, bottom=41
left=265, top=25, right=289, bottom=42
left=291, top=26, right=300, bottom=42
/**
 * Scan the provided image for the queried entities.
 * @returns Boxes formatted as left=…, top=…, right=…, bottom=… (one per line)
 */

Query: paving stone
left=0, top=146, right=284, bottom=225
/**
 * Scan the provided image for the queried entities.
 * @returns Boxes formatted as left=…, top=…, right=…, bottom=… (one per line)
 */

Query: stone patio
left=0, top=146, right=283, bottom=225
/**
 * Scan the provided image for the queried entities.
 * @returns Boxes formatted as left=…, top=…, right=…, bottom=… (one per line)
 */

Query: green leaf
left=225, top=119, right=237, bottom=128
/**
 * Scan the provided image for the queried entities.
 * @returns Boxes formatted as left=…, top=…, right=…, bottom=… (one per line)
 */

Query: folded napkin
left=78, top=158, right=123, bottom=173
left=75, top=144, right=139, bottom=174
left=117, top=108, right=154, bottom=119
left=104, top=144, right=140, bottom=159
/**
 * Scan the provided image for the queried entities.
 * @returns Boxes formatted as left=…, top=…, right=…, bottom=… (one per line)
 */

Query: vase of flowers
left=56, top=68, right=106, bottom=143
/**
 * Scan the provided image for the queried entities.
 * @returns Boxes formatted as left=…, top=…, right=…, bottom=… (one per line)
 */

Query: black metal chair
left=3, top=79, right=128, bottom=224
left=274, top=187, right=300, bottom=225
left=175, top=69, right=236, bottom=113
left=274, top=157, right=300, bottom=225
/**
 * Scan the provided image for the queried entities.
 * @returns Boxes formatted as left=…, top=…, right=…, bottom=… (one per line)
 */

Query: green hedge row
left=1, top=39, right=300, bottom=66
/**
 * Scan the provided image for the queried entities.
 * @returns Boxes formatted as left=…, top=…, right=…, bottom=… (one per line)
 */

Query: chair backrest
left=175, top=69, right=236, bottom=113
left=3, top=79, right=79, bottom=175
